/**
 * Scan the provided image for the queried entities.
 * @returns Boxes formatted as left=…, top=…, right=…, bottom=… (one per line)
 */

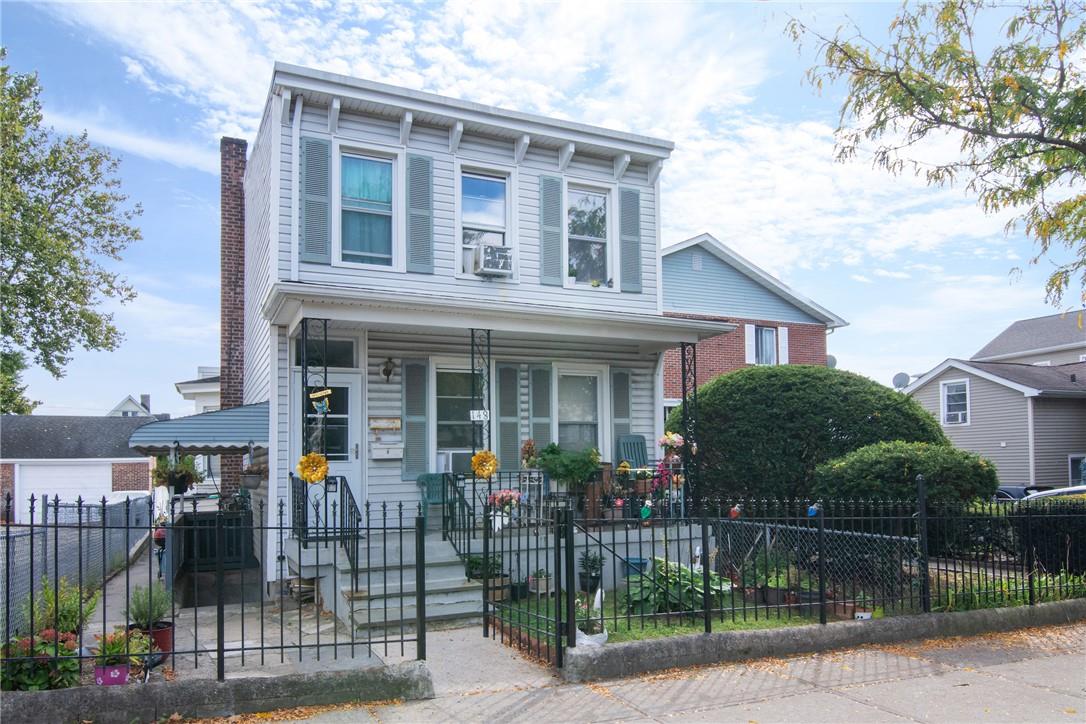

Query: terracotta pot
left=130, top=622, right=173, bottom=656
left=240, top=474, right=265, bottom=490
left=94, top=663, right=130, bottom=686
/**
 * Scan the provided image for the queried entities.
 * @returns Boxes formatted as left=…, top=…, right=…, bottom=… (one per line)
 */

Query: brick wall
left=111, top=462, right=151, bottom=492
left=663, top=313, right=828, bottom=398
left=220, top=137, right=248, bottom=493
left=1, top=463, right=12, bottom=520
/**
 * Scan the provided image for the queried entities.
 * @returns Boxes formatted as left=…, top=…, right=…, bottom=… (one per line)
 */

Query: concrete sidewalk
left=303, top=623, right=1086, bottom=723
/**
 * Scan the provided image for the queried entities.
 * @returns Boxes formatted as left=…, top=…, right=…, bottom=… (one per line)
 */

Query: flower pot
left=528, top=576, right=551, bottom=594
left=152, top=526, right=167, bottom=549
left=634, top=479, right=653, bottom=495
left=240, top=474, right=265, bottom=490
left=510, top=580, right=530, bottom=601
left=486, top=576, right=511, bottom=602
left=578, top=572, right=601, bottom=594
left=130, top=621, right=173, bottom=656
left=95, top=663, right=130, bottom=686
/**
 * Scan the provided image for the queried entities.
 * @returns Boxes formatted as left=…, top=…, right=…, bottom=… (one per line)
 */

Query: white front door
left=294, top=372, right=364, bottom=508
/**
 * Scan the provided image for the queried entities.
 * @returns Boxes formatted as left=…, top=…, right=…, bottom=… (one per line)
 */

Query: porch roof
left=128, top=402, right=269, bottom=455
left=263, top=282, right=735, bottom=350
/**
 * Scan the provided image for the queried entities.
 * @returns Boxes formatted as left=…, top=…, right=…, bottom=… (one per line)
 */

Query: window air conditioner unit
left=472, top=244, right=513, bottom=277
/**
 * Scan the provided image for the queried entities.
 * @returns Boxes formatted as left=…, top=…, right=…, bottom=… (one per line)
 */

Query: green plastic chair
left=416, top=473, right=445, bottom=528
left=617, top=434, right=649, bottom=468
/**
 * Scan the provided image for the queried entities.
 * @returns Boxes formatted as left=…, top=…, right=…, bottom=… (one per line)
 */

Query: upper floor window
left=567, top=188, right=609, bottom=286
left=341, top=154, right=393, bottom=267
left=941, top=380, right=969, bottom=425
left=460, top=172, right=508, bottom=275
left=755, top=326, right=777, bottom=366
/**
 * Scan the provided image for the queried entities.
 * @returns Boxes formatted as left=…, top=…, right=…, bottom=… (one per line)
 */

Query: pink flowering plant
left=487, top=489, right=522, bottom=511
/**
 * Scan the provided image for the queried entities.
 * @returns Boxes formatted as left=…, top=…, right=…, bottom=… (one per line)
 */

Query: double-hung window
left=567, top=188, right=609, bottom=285
left=557, top=373, right=600, bottom=452
left=460, top=172, right=508, bottom=274
left=942, top=380, right=969, bottom=425
left=341, top=154, right=393, bottom=266
left=755, top=326, right=778, bottom=366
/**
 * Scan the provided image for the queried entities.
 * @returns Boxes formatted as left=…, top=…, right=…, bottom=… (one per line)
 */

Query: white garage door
left=15, top=463, right=113, bottom=523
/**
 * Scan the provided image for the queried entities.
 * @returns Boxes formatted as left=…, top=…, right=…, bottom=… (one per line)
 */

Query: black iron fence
left=1, top=489, right=425, bottom=692
left=481, top=486, right=1086, bottom=668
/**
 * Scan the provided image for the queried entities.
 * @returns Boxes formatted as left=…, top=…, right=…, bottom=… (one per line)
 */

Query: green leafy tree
left=666, top=366, right=947, bottom=498
left=0, top=351, right=38, bottom=414
left=1, top=49, right=140, bottom=382
left=788, top=1, right=1086, bottom=307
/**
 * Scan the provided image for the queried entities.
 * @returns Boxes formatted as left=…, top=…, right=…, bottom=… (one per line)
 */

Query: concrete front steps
left=314, top=530, right=484, bottom=633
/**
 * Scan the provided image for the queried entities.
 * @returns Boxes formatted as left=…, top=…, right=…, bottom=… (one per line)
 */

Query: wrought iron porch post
left=300, top=318, right=330, bottom=456
left=680, top=341, right=699, bottom=502
left=470, top=328, right=492, bottom=455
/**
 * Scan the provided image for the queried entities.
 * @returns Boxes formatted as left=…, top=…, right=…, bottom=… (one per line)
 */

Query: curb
left=0, top=660, right=434, bottom=724
left=561, top=598, right=1086, bottom=683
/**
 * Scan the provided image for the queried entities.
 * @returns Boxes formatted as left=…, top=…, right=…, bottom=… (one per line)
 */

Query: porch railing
left=290, top=474, right=364, bottom=546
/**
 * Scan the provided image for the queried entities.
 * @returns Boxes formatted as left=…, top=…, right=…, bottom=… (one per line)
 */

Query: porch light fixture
left=381, top=357, right=395, bottom=383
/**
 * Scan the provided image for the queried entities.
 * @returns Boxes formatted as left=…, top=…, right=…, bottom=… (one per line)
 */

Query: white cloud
left=45, top=110, right=220, bottom=173
left=873, top=269, right=910, bottom=279
left=850, top=274, right=873, bottom=283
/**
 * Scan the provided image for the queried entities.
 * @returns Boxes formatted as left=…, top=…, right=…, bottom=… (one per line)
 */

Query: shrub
left=1009, top=497, right=1086, bottom=575
left=666, top=366, right=946, bottom=498
left=537, top=444, right=601, bottom=492
left=812, top=441, right=999, bottom=503
left=23, top=577, right=99, bottom=635
left=1, top=629, right=80, bottom=691
left=126, top=583, right=170, bottom=629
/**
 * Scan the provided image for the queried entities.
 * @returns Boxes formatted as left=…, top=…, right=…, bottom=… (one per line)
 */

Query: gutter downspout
left=1026, top=396, right=1036, bottom=486
left=653, top=351, right=666, bottom=446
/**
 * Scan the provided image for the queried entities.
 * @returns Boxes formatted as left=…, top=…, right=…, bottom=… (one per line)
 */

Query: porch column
left=680, top=341, right=699, bottom=499
left=470, top=328, right=492, bottom=456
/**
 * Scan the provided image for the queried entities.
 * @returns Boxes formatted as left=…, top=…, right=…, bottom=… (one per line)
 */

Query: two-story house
left=659, top=233, right=847, bottom=415
left=906, top=312, right=1086, bottom=488
left=177, top=64, right=727, bottom=533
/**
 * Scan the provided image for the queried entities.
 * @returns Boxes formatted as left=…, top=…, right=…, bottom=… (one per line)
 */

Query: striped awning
left=128, top=402, right=269, bottom=454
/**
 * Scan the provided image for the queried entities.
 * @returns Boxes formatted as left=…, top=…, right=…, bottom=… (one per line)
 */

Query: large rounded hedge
left=666, top=365, right=947, bottom=498
left=812, top=440, right=999, bottom=502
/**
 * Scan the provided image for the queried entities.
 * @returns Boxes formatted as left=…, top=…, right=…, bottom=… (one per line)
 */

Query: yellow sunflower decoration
left=297, top=452, right=329, bottom=484
left=471, top=450, right=499, bottom=479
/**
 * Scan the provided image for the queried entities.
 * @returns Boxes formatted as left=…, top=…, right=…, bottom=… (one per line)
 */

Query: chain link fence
left=1, top=495, right=151, bottom=637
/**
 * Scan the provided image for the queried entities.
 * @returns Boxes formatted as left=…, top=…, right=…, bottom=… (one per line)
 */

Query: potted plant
left=126, top=582, right=173, bottom=657
left=528, top=568, right=551, bottom=595
left=520, top=439, right=540, bottom=470
left=578, top=550, right=604, bottom=593
left=93, top=629, right=151, bottom=686
left=466, top=555, right=509, bottom=601
left=153, top=455, right=204, bottom=496
left=537, top=444, right=601, bottom=495
left=240, top=463, right=268, bottom=490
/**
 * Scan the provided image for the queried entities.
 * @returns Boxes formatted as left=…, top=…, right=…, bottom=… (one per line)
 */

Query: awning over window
left=128, top=402, right=269, bottom=455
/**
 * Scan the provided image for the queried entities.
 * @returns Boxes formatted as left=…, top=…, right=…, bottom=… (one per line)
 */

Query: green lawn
left=491, top=592, right=817, bottom=645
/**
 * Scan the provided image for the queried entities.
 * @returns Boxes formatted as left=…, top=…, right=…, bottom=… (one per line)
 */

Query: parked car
left=1021, top=485, right=1086, bottom=501
left=994, top=485, right=1054, bottom=501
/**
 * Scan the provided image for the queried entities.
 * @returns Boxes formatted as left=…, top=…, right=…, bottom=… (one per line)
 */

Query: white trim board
left=905, top=359, right=1040, bottom=397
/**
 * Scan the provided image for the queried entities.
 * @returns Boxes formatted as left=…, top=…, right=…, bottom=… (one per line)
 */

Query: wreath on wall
left=471, top=450, right=499, bottom=479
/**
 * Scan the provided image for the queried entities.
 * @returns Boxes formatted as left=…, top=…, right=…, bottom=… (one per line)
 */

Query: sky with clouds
left=4, top=0, right=1073, bottom=418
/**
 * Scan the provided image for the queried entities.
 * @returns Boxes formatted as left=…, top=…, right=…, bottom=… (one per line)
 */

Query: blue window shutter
left=612, top=369, right=632, bottom=443
left=402, top=359, right=429, bottom=479
left=529, top=365, right=552, bottom=446
left=299, top=136, right=331, bottom=264
left=406, top=154, right=434, bottom=273
left=538, top=175, right=563, bottom=286
left=496, top=364, right=521, bottom=471
left=619, top=187, right=642, bottom=293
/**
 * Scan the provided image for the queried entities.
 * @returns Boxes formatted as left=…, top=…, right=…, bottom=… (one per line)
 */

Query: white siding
left=275, top=102, right=660, bottom=314
left=911, top=369, right=1030, bottom=484
left=243, top=98, right=275, bottom=405
left=364, top=332, right=658, bottom=503
left=1032, top=398, right=1086, bottom=485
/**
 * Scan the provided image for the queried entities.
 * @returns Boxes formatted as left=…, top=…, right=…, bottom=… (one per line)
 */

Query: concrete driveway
left=302, top=623, right=1086, bottom=723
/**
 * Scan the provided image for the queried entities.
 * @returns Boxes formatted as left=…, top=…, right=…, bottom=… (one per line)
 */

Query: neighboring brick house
left=661, top=233, right=847, bottom=410
left=0, top=415, right=158, bottom=522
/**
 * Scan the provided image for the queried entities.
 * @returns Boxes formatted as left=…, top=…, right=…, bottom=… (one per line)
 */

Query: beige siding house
left=906, top=359, right=1086, bottom=487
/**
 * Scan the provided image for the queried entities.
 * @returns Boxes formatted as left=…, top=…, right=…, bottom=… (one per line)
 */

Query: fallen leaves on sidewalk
left=184, top=699, right=403, bottom=723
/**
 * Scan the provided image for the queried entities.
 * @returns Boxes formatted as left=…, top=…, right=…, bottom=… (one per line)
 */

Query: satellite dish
left=826, top=355, right=837, bottom=369
left=892, top=372, right=911, bottom=389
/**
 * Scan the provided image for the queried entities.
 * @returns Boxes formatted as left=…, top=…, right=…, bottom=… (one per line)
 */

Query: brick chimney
left=220, top=137, right=247, bottom=492
left=140, top=393, right=151, bottom=413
